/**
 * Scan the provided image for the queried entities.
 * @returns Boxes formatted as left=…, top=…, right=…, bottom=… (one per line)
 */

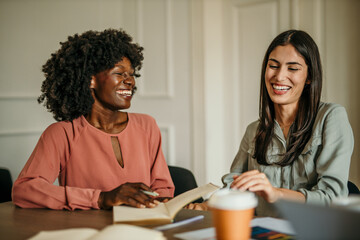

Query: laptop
left=275, top=199, right=360, bottom=240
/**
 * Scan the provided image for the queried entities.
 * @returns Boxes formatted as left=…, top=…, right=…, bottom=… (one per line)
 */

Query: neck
left=86, top=106, right=128, bottom=134
left=274, top=103, right=298, bottom=127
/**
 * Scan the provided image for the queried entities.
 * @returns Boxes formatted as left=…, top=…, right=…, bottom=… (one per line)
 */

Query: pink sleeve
left=148, top=119, right=175, bottom=198
left=12, top=124, right=101, bottom=210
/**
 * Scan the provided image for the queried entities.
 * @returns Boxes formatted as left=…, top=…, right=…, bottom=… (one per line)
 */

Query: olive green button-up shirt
left=222, top=102, right=354, bottom=217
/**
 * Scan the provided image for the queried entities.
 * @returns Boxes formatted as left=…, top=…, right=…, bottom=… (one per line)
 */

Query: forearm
left=13, top=178, right=101, bottom=210
left=275, top=188, right=305, bottom=203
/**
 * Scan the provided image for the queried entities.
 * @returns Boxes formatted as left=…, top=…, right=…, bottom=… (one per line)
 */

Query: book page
left=88, top=225, right=165, bottom=240
left=165, top=183, right=219, bottom=218
left=29, top=225, right=165, bottom=240
left=113, top=202, right=170, bottom=224
left=28, top=228, right=99, bottom=240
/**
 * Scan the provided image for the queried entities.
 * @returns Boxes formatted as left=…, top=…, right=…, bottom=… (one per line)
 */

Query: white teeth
left=272, top=84, right=290, bottom=90
left=116, top=90, right=132, bottom=96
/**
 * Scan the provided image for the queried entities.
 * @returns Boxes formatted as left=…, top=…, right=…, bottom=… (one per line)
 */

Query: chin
left=270, top=97, right=290, bottom=106
left=118, top=104, right=131, bottom=110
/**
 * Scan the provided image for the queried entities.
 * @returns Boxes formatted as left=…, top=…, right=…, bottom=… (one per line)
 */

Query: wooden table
left=0, top=201, right=213, bottom=239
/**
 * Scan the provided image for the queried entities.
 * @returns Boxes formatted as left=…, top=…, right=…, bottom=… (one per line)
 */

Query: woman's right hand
left=231, top=170, right=280, bottom=203
left=98, top=182, right=160, bottom=210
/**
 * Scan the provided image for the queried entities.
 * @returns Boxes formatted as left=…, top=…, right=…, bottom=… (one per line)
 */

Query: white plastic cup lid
left=208, top=189, right=258, bottom=210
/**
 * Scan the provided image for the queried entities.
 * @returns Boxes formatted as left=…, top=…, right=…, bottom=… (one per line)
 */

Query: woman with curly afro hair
left=12, top=29, right=174, bottom=210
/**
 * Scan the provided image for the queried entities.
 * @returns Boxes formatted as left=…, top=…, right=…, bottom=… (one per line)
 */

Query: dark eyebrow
left=113, top=65, right=135, bottom=73
left=287, top=61, right=303, bottom=66
left=269, top=58, right=279, bottom=64
left=269, top=58, right=303, bottom=66
left=114, top=64, right=125, bottom=69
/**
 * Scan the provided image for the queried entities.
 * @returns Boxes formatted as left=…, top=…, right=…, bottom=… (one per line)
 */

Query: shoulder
left=128, top=113, right=159, bottom=131
left=43, top=121, right=71, bottom=136
left=312, top=102, right=352, bottom=137
left=239, top=120, right=259, bottom=147
left=247, top=120, right=259, bottom=131
left=318, top=102, right=346, bottom=114
left=316, top=102, right=349, bottom=122
left=41, top=117, right=84, bottom=141
left=244, top=120, right=259, bottom=138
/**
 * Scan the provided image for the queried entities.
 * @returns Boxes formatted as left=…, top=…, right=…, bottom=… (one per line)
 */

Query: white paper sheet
left=174, top=227, right=216, bottom=240
left=28, top=225, right=165, bottom=240
left=174, top=217, right=296, bottom=240
left=251, top=217, right=295, bottom=235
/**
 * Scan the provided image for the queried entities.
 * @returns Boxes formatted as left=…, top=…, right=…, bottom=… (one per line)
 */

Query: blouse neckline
left=80, top=113, right=131, bottom=137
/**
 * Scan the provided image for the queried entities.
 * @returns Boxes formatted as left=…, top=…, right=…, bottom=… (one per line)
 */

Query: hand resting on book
left=98, top=182, right=161, bottom=210
left=185, top=202, right=208, bottom=211
left=113, top=183, right=219, bottom=225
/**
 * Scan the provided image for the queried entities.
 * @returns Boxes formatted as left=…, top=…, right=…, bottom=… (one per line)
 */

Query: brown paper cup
left=208, top=189, right=257, bottom=240
left=211, top=207, right=254, bottom=240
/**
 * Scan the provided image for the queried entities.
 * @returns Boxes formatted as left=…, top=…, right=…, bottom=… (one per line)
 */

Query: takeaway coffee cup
left=208, top=189, right=258, bottom=240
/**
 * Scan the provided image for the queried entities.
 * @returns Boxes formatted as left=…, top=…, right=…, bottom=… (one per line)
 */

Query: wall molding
left=0, top=95, right=38, bottom=100
left=190, top=0, right=206, bottom=185
left=158, top=124, right=175, bottom=166
left=230, top=0, right=280, bottom=144
left=136, top=0, right=174, bottom=99
left=290, top=0, right=300, bottom=28
left=0, top=129, right=43, bottom=137
left=231, top=5, right=241, bottom=147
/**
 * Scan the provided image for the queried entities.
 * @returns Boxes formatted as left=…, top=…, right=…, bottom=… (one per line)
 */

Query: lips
left=271, top=84, right=291, bottom=95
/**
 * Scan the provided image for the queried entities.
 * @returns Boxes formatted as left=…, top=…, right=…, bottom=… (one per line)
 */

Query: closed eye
left=115, top=72, right=127, bottom=77
left=115, top=72, right=136, bottom=78
left=269, top=65, right=279, bottom=69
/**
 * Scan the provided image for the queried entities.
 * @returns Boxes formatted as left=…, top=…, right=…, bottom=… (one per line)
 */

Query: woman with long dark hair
left=224, top=29, right=354, bottom=216
left=189, top=30, right=353, bottom=216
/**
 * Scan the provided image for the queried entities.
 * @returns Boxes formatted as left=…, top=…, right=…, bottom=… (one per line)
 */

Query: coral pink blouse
left=13, top=113, right=174, bottom=210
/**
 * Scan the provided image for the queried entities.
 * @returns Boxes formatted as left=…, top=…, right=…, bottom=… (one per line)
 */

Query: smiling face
left=265, top=44, right=309, bottom=111
left=90, top=57, right=136, bottom=111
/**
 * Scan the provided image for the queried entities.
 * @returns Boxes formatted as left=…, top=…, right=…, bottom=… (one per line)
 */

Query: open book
left=29, top=224, right=165, bottom=240
left=113, top=183, right=219, bottom=225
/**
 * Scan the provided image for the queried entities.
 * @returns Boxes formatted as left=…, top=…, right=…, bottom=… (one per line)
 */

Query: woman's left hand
left=184, top=202, right=208, bottom=211
left=230, top=170, right=280, bottom=203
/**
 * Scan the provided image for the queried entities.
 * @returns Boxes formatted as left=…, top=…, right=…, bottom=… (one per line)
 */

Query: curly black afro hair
left=38, top=28, right=144, bottom=121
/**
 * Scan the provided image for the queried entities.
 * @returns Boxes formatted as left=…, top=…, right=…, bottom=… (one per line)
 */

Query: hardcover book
left=113, top=183, right=219, bottom=225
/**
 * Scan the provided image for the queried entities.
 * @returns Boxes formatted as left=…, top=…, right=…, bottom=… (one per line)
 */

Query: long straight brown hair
left=254, top=30, right=322, bottom=166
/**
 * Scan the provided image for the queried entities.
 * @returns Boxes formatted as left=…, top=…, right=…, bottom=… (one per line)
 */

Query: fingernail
left=149, top=203, right=156, bottom=207
left=154, top=200, right=160, bottom=204
left=139, top=204, right=146, bottom=208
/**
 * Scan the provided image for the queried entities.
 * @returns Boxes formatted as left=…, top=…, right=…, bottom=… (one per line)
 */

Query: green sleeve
left=299, top=105, right=354, bottom=205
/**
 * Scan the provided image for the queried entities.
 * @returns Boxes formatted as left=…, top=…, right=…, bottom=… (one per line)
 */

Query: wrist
left=269, top=187, right=282, bottom=203
left=98, top=192, right=106, bottom=209
left=275, top=188, right=283, bottom=201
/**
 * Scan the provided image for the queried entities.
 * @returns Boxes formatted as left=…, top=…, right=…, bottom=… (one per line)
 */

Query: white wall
left=0, top=0, right=359, bottom=188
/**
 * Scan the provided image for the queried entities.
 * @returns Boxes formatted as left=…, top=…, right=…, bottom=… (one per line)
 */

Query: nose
left=275, top=67, right=287, bottom=81
left=122, top=75, right=135, bottom=87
